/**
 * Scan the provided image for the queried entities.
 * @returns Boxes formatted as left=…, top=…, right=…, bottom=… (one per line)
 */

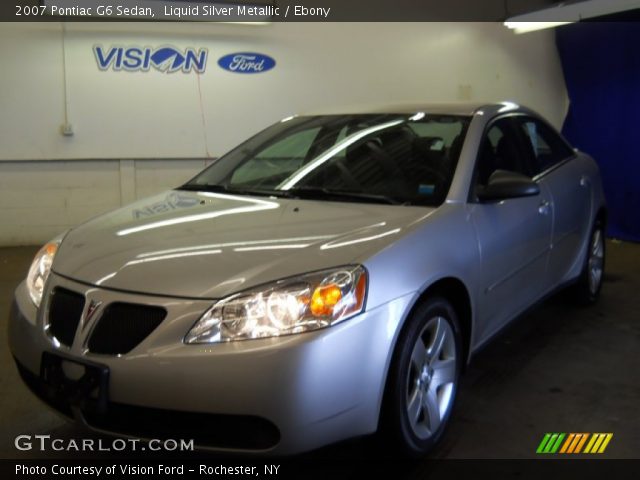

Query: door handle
left=538, top=200, right=551, bottom=215
left=580, top=175, right=591, bottom=188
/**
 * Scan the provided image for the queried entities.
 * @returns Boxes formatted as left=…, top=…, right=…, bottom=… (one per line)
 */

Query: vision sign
left=94, top=45, right=208, bottom=73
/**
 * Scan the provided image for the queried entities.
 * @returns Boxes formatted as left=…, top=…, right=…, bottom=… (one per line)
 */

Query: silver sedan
left=9, top=102, right=606, bottom=456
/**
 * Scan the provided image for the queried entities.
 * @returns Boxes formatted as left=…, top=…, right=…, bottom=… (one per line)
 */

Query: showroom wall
left=0, top=22, right=569, bottom=245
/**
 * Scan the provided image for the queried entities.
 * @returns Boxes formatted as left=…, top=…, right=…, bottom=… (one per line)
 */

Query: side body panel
left=467, top=184, right=553, bottom=342
left=541, top=153, right=603, bottom=286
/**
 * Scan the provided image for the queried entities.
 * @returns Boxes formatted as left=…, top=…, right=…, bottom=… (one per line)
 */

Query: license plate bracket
left=40, top=351, right=109, bottom=415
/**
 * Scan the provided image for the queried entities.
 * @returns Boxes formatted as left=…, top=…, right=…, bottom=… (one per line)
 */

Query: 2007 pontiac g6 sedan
left=9, top=102, right=606, bottom=456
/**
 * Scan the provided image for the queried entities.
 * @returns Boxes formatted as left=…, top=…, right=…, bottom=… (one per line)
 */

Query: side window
left=475, top=118, right=530, bottom=188
left=518, top=118, right=574, bottom=174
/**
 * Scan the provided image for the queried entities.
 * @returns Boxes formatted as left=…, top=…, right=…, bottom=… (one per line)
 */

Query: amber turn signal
left=310, top=284, right=342, bottom=316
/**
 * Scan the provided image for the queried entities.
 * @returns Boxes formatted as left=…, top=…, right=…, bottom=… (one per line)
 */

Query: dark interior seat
left=341, top=129, right=413, bottom=196
left=495, top=135, right=521, bottom=172
left=477, top=141, right=497, bottom=185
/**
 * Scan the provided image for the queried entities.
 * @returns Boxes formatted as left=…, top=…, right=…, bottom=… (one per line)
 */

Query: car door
left=469, top=116, right=553, bottom=342
left=515, top=117, right=592, bottom=287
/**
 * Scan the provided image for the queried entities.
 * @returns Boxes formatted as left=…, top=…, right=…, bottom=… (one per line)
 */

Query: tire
left=380, top=296, right=462, bottom=457
left=573, top=220, right=606, bottom=304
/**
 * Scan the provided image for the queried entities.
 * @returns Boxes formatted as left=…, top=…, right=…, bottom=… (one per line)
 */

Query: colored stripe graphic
left=536, top=433, right=552, bottom=453
left=550, top=433, right=565, bottom=453
left=567, top=433, right=585, bottom=453
left=584, top=433, right=598, bottom=453
left=574, top=433, right=589, bottom=453
left=559, top=433, right=575, bottom=453
left=537, top=433, right=613, bottom=454
left=536, top=433, right=565, bottom=453
left=584, top=433, right=614, bottom=454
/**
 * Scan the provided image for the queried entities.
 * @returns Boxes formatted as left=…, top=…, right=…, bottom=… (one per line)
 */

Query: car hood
left=53, top=190, right=434, bottom=299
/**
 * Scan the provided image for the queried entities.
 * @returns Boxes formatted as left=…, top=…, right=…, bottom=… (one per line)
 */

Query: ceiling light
left=504, top=21, right=573, bottom=34
left=505, top=0, right=640, bottom=34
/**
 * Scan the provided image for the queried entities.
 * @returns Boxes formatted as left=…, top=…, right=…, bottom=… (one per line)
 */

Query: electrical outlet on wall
left=61, top=123, right=74, bottom=136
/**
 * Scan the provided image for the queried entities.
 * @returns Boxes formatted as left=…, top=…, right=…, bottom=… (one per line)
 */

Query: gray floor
left=1, top=242, right=638, bottom=459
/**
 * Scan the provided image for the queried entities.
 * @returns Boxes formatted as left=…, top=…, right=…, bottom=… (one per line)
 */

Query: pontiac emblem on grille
left=82, top=300, right=103, bottom=330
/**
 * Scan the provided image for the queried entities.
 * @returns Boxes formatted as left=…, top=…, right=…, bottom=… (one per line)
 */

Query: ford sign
left=218, top=53, right=276, bottom=74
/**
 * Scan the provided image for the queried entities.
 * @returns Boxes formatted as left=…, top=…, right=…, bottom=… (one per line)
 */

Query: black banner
left=3, top=459, right=640, bottom=480
left=0, top=0, right=588, bottom=23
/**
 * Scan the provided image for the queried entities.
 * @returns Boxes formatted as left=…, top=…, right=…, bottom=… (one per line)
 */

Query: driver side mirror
left=477, top=170, right=540, bottom=202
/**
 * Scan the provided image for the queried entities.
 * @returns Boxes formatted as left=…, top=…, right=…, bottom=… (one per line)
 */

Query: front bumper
left=9, top=273, right=413, bottom=455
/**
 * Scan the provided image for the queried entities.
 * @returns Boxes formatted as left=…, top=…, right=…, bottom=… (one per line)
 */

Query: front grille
left=48, top=288, right=85, bottom=347
left=88, top=302, right=166, bottom=355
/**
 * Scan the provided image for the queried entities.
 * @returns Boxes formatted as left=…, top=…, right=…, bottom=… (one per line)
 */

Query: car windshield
left=182, top=113, right=470, bottom=206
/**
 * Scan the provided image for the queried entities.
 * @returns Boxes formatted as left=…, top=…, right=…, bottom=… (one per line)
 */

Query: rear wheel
left=381, top=297, right=462, bottom=457
left=573, top=221, right=605, bottom=304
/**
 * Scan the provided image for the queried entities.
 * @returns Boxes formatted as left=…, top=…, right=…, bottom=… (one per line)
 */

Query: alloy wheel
left=405, top=316, right=457, bottom=440
left=588, top=228, right=604, bottom=295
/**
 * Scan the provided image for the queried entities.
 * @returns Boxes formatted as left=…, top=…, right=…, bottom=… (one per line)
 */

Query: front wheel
left=381, top=297, right=462, bottom=457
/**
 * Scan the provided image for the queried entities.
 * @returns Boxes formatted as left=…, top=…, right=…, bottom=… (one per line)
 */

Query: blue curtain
left=556, top=22, right=640, bottom=242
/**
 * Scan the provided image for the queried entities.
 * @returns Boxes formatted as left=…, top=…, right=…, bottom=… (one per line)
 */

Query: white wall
left=0, top=22, right=568, bottom=245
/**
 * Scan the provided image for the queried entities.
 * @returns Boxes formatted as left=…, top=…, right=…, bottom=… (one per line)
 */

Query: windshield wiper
left=178, top=184, right=227, bottom=192
left=178, top=184, right=403, bottom=205
left=286, top=187, right=403, bottom=205
left=177, top=184, right=294, bottom=198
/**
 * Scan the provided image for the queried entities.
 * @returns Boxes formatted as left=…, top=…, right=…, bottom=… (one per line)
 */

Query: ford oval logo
left=218, top=52, right=276, bottom=74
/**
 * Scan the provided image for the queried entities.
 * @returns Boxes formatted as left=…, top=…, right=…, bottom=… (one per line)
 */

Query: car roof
left=301, top=101, right=529, bottom=117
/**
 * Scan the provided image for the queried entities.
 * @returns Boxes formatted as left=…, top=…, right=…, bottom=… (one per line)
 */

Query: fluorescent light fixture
left=222, top=22, right=271, bottom=25
left=504, top=21, right=573, bottom=34
left=505, top=0, right=640, bottom=34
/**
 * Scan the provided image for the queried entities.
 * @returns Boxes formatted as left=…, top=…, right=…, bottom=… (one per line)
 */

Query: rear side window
left=518, top=118, right=574, bottom=174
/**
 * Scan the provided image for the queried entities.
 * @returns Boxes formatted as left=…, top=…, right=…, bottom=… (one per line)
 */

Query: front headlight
left=26, top=234, right=64, bottom=307
left=185, top=265, right=367, bottom=343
